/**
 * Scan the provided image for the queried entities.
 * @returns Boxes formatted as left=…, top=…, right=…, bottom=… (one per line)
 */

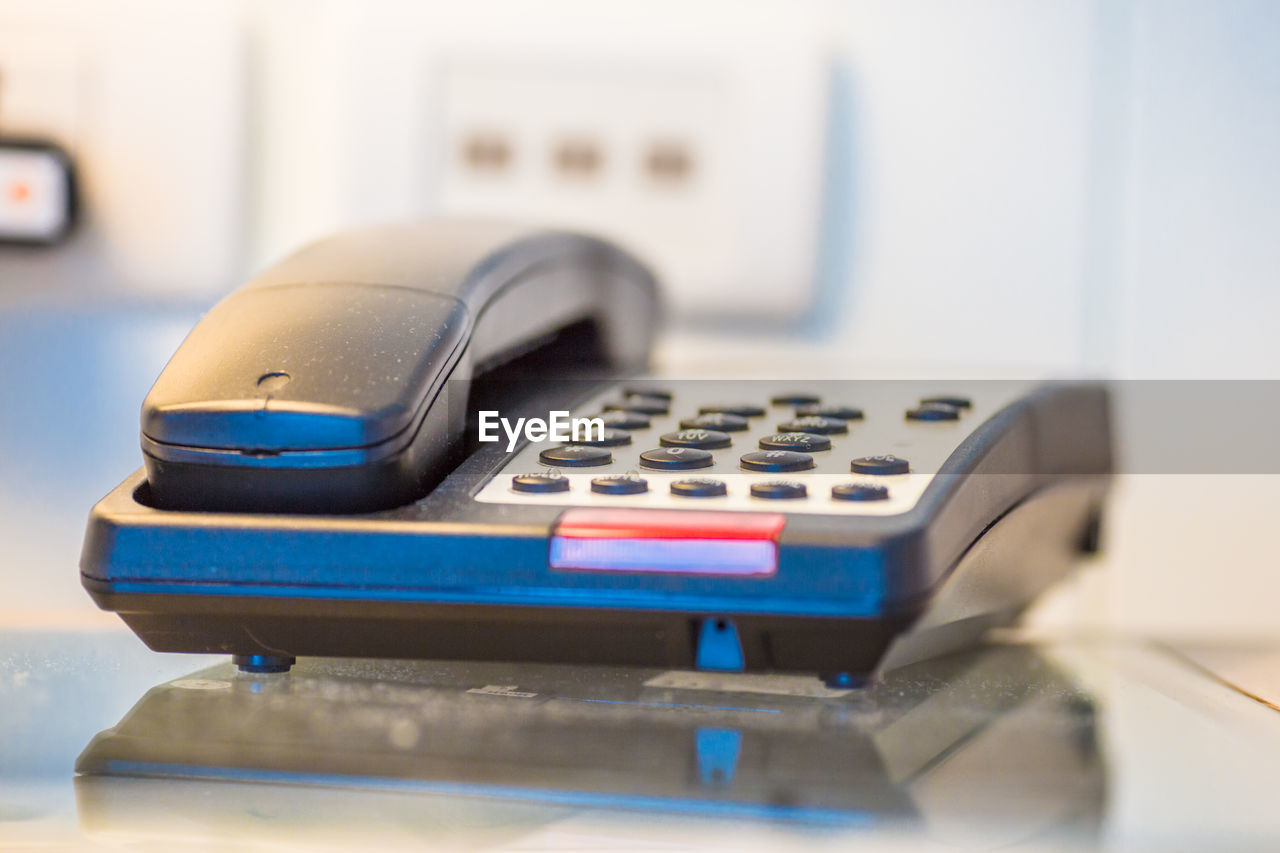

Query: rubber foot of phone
left=234, top=654, right=296, bottom=674
left=820, top=672, right=868, bottom=690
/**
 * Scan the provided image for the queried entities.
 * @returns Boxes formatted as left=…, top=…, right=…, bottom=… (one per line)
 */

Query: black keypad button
left=698, top=403, right=766, bottom=418
left=624, top=386, right=672, bottom=401
left=777, top=415, right=848, bottom=435
left=597, top=411, right=651, bottom=430
left=539, top=445, right=613, bottom=467
left=905, top=403, right=960, bottom=421
left=832, top=483, right=890, bottom=502
left=758, top=432, right=832, bottom=452
left=670, top=478, right=728, bottom=497
left=565, top=427, right=632, bottom=447
left=679, top=412, right=749, bottom=432
left=605, top=396, right=669, bottom=416
left=740, top=450, right=815, bottom=473
left=850, top=454, right=909, bottom=475
left=511, top=472, right=570, bottom=493
left=660, top=429, right=732, bottom=450
left=795, top=404, right=864, bottom=421
left=921, top=395, right=972, bottom=409
left=591, top=475, right=649, bottom=495
left=770, top=393, right=821, bottom=406
left=750, top=480, right=808, bottom=500
left=639, top=447, right=714, bottom=470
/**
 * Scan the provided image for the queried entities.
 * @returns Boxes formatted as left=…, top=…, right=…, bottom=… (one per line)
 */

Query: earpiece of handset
left=139, top=221, right=660, bottom=514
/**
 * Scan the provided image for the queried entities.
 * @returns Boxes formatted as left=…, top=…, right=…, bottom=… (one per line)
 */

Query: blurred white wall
left=248, top=0, right=1280, bottom=378
left=1112, top=0, right=1280, bottom=379
left=829, top=0, right=1280, bottom=379
left=835, top=0, right=1098, bottom=371
left=4, top=0, right=1277, bottom=377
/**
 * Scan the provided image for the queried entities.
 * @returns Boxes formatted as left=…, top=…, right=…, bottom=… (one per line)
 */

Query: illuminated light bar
left=550, top=508, right=784, bottom=577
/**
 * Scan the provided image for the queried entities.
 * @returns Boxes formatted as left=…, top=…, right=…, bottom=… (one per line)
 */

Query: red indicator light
left=550, top=508, right=785, bottom=576
left=554, top=508, right=785, bottom=540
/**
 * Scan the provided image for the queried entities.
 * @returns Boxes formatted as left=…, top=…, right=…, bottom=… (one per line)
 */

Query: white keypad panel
left=474, top=381, right=1030, bottom=516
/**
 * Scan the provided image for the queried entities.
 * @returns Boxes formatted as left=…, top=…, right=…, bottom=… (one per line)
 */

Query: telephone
left=80, top=220, right=1112, bottom=686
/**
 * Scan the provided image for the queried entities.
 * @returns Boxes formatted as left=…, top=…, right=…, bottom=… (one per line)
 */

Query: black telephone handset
left=140, top=221, right=659, bottom=513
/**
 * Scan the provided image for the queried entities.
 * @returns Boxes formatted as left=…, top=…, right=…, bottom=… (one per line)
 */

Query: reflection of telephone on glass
left=74, top=646, right=1103, bottom=836
left=81, top=221, right=1112, bottom=686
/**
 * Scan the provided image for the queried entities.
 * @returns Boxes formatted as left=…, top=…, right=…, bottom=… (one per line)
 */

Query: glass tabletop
left=5, top=630, right=1280, bottom=850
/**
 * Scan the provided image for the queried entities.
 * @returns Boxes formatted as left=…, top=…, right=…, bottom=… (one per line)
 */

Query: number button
left=795, top=404, right=864, bottom=421
left=591, top=475, right=649, bottom=495
left=639, top=447, right=715, bottom=470
left=905, top=403, right=960, bottom=421
left=511, top=472, right=570, bottom=493
left=596, top=411, right=651, bottom=430
left=670, top=478, right=728, bottom=497
left=740, top=450, right=815, bottom=473
left=605, top=396, right=670, bottom=416
left=698, top=403, right=766, bottom=418
left=623, top=386, right=672, bottom=401
left=565, top=427, right=632, bottom=447
left=850, top=455, right=909, bottom=475
left=750, top=480, right=808, bottom=499
left=539, top=445, right=613, bottom=467
left=776, top=416, right=848, bottom=435
left=679, top=413, right=749, bottom=432
left=660, top=429, right=732, bottom=450
left=770, top=393, right=821, bottom=406
left=920, top=395, right=971, bottom=409
left=758, top=432, right=832, bottom=452
left=832, top=483, right=890, bottom=501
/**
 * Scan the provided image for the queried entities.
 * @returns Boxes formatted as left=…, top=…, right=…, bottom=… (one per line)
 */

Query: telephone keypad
left=477, top=383, right=1028, bottom=516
